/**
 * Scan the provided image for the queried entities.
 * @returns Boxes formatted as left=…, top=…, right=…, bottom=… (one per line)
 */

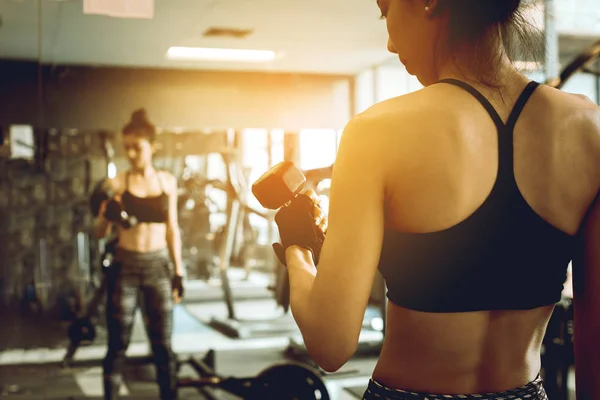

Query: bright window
left=299, top=129, right=337, bottom=171
left=241, top=129, right=284, bottom=245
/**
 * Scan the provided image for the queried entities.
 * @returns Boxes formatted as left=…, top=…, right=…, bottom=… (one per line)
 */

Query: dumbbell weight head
left=252, top=161, right=306, bottom=210
left=123, top=213, right=138, bottom=229
left=89, top=179, right=112, bottom=217
left=101, top=237, right=119, bottom=268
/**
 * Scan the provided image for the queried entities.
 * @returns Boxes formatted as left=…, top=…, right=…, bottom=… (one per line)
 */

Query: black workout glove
left=104, top=199, right=124, bottom=222
left=272, top=193, right=325, bottom=267
left=171, top=275, right=184, bottom=298
left=104, top=199, right=138, bottom=229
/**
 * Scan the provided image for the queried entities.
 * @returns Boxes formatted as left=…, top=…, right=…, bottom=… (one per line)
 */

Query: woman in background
left=95, top=109, right=184, bottom=400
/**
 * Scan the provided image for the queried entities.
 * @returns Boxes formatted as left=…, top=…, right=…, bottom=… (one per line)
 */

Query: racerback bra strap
left=436, top=78, right=540, bottom=191
left=438, top=78, right=505, bottom=129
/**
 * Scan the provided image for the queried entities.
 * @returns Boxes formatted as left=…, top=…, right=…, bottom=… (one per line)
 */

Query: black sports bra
left=378, top=79, right=575, bottom=313
left=121, top=170, right=169, bottom=224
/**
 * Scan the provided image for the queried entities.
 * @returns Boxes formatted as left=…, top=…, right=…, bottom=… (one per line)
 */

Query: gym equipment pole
left=209, top=151, right=298, bottom=339
left=596, top=72, right=600, bottom=105
left=544, top=0, right=560, bottom=83
left=217, top=194, right=241, bottom=320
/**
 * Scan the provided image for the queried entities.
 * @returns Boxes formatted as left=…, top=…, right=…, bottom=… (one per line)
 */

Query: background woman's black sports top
left=122, top=170, right=169, bottom=224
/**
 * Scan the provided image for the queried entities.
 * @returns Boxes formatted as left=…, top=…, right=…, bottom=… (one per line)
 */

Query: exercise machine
left=546, top=39, right=600, bottom=91
left=208, top=151, right=300, bottom=339
left=177, top=350, right=330, bottom=400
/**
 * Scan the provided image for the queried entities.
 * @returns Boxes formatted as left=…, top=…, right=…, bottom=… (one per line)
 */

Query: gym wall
left=0, top=61, right=352, bottom=131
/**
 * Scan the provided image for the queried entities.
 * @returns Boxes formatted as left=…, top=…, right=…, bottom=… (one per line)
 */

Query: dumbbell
left=252, top=161, right=324, bottom=313
left=252, top=161, right=324, bottom=262
left=101, top=237, right=119, bottom=268
left=89, top=178, right=137, bottom=229
left=104, top=199, right=138, bottom=229
left=252, top=161, right=307, bottom=210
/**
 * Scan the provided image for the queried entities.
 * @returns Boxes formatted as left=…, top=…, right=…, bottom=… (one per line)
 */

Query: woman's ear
left=424, top=0, right=439, bottom=15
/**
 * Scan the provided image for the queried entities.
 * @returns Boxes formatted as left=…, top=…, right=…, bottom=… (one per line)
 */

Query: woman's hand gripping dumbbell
left=98, top=192, right=138, bottom=229
left=252, top=161, right=327, bottom=266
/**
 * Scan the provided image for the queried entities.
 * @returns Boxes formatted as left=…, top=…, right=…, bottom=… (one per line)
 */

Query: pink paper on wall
left=83, top=0, right=154, bottom=19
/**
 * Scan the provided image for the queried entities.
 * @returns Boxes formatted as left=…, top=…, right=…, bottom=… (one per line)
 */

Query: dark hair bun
left=131, top=108, right=149, bottom=126
left=489, top=0, right=521, bottom=23
left=123, top=108, right=156, bottom=140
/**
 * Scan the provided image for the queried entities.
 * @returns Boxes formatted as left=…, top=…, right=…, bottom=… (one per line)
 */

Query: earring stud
left=425, top=6, right=430, bottom=11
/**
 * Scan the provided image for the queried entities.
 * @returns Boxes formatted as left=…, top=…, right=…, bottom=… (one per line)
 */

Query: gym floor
left=0, top=270, right=384, bottom=399
left=0, top=271, right=577, bottom=400
left=0, top=349, right=378, bottom=399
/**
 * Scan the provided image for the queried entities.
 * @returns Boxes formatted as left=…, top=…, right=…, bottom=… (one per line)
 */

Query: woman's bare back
left=370, top=77, right=600, bottom=394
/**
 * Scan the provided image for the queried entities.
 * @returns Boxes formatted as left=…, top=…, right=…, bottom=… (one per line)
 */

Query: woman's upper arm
left=165, top=172, right=179, bottom=228
left=309, top=114, right=389, bottom=347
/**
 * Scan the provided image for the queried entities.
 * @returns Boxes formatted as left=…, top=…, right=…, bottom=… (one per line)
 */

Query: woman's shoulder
left=339, top=90, right=437, bottom=170
left=357, top=86, right=447, bottom=123
left=537, top=85, right=600, bottom=147
left=157, top=169, right=177, bottom=192
left=350, top=87, right=445, bottom=142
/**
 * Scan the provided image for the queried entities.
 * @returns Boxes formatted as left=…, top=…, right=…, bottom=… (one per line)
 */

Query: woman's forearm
left=166, top=227, right=183, bottom=276
left=94, top=216, right=111, bottom=239
left=287, top=247, right=318, bottom=338
left=289, top=264, right=315, bottom=329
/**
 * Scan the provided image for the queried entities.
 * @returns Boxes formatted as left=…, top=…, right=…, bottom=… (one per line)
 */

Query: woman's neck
left=435, top=31, right=520, bottom=88
left=130, top=165, right=155, bottom=177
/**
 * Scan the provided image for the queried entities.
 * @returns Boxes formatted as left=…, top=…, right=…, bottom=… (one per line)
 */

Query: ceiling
left=0, top=0, right=598, bottom=75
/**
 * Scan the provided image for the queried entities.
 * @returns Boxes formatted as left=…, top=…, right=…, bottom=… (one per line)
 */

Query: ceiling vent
left=203, top=27, right=253, bottom=39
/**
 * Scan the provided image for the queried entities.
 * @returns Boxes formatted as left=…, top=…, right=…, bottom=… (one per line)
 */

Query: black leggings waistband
left=114, top=247, right=169, bottom=265
left=363, top=375, right=548, bottom=400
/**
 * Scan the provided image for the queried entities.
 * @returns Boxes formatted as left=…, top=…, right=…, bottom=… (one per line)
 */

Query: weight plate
left=251, top=362, right=329, bottom=400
